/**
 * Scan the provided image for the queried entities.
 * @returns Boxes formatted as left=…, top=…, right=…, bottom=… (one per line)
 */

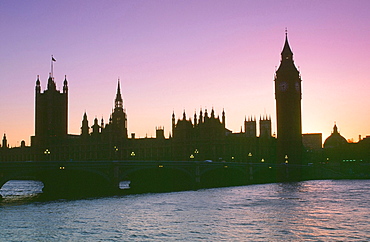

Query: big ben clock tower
left=275, top=32, right=302, bottom=164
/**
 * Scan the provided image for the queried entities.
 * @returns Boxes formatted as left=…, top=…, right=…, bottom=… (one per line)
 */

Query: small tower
left=222, top=109, right=226, bottom=128
left=194, top=111, right=198, bottom=127
left=101, top=117, right=105, bottom=129
left=81, top=112, right=89, bottom=136
left=91, top=117, right=100, bottom=135
left=245, top=116, right=257, bottom=137
left=259, top=115, right=272, bottom=138
left=199, top=108, right=203, bottom=124
left=156, top=126, right=165, bottom=139
left=111, top=80, right=128, bottom=138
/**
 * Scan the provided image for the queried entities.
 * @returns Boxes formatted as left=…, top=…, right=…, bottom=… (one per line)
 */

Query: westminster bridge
left=1, top=160, right=368, bottom=197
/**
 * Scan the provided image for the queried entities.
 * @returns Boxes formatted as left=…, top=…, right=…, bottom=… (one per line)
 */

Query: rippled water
left=1, top=180, right=370, bottom=241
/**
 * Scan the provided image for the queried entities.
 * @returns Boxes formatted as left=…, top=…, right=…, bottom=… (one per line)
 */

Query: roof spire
left=333, top=122, right=339, bottom=134
left=116, top=79, right=122, bottom=100
left=115, top=79, right=123, bottom=108
left=281, top=29, right=293, bottom=59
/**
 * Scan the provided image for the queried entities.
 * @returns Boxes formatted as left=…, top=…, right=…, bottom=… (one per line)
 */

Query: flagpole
left=51, top=55, right=54, bottom=78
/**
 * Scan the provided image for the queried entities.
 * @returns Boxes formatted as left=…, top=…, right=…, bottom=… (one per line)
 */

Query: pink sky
left=1, top=0, right=370, bottom=147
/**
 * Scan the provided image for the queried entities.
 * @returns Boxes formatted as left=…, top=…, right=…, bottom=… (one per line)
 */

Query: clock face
left=295, top=82, right=300, bottom=92
left=279, top=82, right=288, bottom=91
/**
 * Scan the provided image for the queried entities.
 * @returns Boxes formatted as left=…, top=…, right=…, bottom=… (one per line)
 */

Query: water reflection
left=0, top=180, right=369, bottom=241
left=0, top=180, right=44, bottom=205
left=0, top=180, right=44, bottom=197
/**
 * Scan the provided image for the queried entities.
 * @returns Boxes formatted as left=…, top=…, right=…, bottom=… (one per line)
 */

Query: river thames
left=1, top=179, right=370, bottom=241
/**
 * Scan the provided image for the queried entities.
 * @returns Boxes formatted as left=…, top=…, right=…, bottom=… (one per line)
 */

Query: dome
left=324, top=124, right=348, bottom=148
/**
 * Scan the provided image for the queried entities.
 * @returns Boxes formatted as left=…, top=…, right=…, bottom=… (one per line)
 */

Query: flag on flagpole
left=52, top=56, right=56, bottom=62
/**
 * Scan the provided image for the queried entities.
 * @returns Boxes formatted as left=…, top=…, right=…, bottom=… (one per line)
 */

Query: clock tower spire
left=274, top=32, right=302, bottom=165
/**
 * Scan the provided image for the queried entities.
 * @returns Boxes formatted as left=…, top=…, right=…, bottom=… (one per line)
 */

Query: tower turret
left=36, top=75, right=41, bottom=94
left=211, top=108, right=215, bottom=118
left=2, top=133, right=8, bottom=148
left=63, top=75, right=68, bottom=94
left=47, top=73, right=56, bottom=91
left=172, top=111, right=176, bottom=136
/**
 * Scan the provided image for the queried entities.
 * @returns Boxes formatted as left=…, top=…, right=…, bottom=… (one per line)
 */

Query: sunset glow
left=1, top=1, right=370, bottom=146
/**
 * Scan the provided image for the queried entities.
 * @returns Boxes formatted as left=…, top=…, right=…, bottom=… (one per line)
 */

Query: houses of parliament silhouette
left=1, top=34, right=370, bottom=164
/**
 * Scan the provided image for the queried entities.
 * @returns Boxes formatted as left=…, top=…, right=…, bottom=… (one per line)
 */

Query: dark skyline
left=1, top=1, right=370, bottom=147
left=2, top=34, right=369, bottom=166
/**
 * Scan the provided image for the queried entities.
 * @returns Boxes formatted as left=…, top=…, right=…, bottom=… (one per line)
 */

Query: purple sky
left=1, top=0, right=370, bottom=146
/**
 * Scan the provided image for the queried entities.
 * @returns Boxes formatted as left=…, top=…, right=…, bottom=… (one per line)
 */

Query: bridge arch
left=119, top=165, right=196, bottom=192
left=0, top=165, right=117, bottom=197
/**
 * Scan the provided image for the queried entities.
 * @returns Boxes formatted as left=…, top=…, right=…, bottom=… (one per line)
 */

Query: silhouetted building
left=302, top=133, right=322, bottom=151
left=32, top=74, right=68, bottom=146
left=324, top=124, right=347, bottom=149
left=302, top=133, right=323, bottom=163
left=323, top=124, right=350, bottom=163
left=3, top=34, right=369, bottom=165
left=275, top=33, right=303, bottom=164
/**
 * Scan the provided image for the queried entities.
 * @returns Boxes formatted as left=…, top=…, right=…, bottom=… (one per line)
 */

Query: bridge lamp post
left=44, top=149, right=51, bottom=161
left=248, top=152, right=253, bottom=163
left=190, top=149, right=199, bottom=161
left=130, top=151, right=136, bottom=160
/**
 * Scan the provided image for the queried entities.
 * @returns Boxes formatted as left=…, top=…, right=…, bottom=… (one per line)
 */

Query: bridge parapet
left=0, top=160, right=310, bottom=197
